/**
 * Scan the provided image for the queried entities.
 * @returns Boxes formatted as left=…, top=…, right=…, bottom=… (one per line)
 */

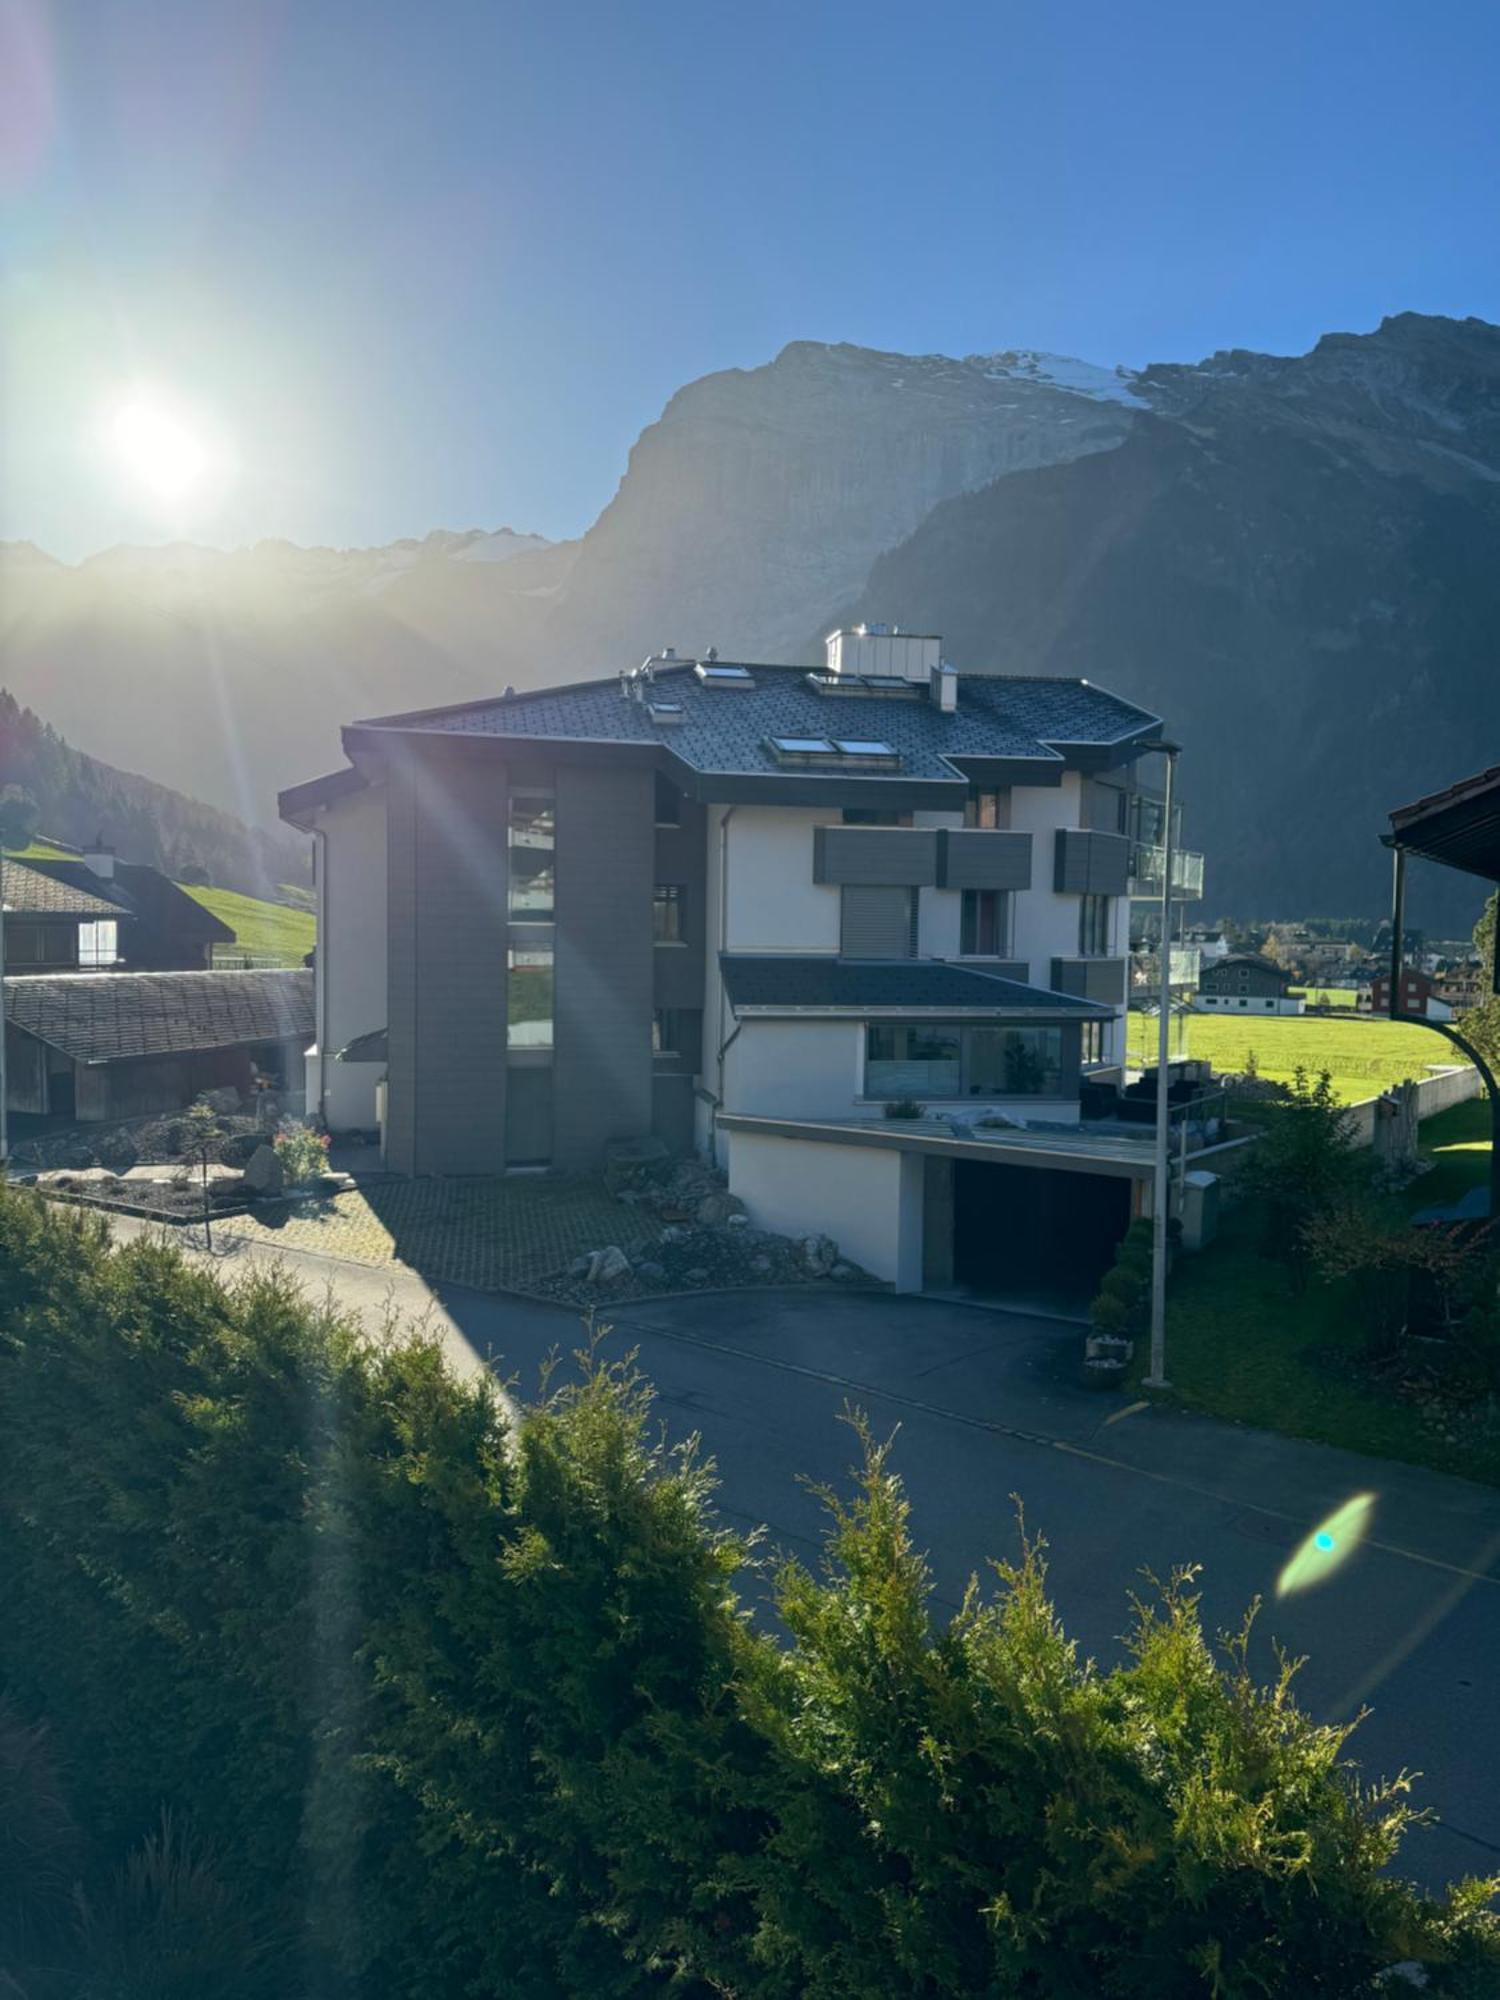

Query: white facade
left=1193, top=992, right=1304, bottom=1016
left=305, top=782, right=389, bottom=1130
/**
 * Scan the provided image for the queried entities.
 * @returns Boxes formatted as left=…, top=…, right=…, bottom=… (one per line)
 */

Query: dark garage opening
left=952, top=1160, right=1131, bottom=1305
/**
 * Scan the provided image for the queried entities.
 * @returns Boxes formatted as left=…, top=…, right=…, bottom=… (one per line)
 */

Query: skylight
left=695, top=663, right=754, bottom=687
left=804, top=670, right=922, bottom=699
left=646, top=699, right=685, bottom=724
left=767, top=736, right=903, bottom=771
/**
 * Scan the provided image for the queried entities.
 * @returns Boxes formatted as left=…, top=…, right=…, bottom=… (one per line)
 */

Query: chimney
left=84, top=836, right=116, bottom=882
left=931, top=660, right=958, bottom=713
left=825, top=623, right=942, bottom=685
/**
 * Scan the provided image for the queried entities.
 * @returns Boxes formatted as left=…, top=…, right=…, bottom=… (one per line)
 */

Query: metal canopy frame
left=1383, top=775, right=1500, bottom=1221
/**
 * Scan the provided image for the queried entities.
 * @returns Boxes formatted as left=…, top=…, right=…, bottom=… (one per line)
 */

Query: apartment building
left=282, top=627, right=1176, bottom=1289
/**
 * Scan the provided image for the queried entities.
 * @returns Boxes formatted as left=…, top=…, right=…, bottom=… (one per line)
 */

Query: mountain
left=4, top=314, right=1499, bottom=923
left=0, top=688, right=306, bottom=897
left=829, top=314, right=1500, bottom=924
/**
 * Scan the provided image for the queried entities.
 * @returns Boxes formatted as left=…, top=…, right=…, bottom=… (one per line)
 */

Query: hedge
left=1, top=1182, right=1496, bottom=1997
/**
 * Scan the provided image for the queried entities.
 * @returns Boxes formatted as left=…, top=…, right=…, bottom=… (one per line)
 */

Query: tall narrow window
left=1081, top=1020, right=1106, bottom=1065
left=508, top=789, right=555, bottom=918
left=960, top=889, right=1010, bottom=957
left=506, top=940, right=554, bottom=1051
left=964, top=788, right=1011, bottom=829
left=653, top=885, right=684, bottom=943
left=1078, top=894, right=1112, bottom=956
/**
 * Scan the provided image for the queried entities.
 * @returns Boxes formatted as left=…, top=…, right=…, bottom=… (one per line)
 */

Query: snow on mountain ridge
left=969, top=350, right=1149, bottom=408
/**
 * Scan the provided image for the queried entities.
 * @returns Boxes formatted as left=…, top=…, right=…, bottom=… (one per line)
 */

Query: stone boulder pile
left=542, top=1142, right=871, bottom=1303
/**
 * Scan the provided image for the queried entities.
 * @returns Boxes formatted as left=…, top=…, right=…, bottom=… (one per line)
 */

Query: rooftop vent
left=695, top=662, right=755, bottom=688
left=646, top=699, right=685, bottom=725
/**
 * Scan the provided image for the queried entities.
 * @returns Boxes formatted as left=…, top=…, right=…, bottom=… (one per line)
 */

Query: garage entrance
left=949, top=1159, right=1131, bottom=1307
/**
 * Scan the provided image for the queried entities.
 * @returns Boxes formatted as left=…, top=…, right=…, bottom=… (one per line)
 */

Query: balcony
left=1128, top=842, right=1205, bottom=901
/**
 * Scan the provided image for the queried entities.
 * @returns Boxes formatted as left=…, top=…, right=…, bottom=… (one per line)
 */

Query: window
left=78, top=920, right=119, bottom=968
left=508, top=789, right=555, bottom=918
left=1078, top=893, right=1112, bottom=956
left=653, top=1009, right=684, bottom=1056
left=865, top=1025, right=961, bottom=1098
left=1081, top=1020, right=1106, bottom=1065
left=653, top=884, right=684, bottom=943
left=768, top=736, right=901, bottom=770
left=654, top=773, right=682, bottom=825
left=506, top=940, right=554, bottom=1050
left=842, top=807, right=912, bottom=826
left=840, top=884, right=916, bottom=958
left=964, top=788, right=1011, bottom=829
left=960, top=889, right=1010, bottom=957
left=863, top=1022, right=1065, bottom=1099
left=963, top=1025, right=1063, bottom=1097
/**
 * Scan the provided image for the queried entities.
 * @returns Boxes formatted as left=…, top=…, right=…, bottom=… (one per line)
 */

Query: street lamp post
left=1144, top=743, right=1181, bottom=1390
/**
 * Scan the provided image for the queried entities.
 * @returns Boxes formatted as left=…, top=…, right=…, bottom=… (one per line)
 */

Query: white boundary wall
left=726, top=1129, right=925, bottom=1290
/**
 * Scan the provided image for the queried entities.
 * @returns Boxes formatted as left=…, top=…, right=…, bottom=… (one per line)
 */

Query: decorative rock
left=682, top=1268, right=710, bottom=1286
left=585, top=1245, right=632, bottom=1286
left=218, top=1131, right=263, bottom=1167
left=830, top=1262, right=858, bottom=1282
left=696, top=1191, right=747, bottom=1227
left=567, top=1255, right=591, bottom=1279
left=633, top=1260, right=667, bottom=1287
left=242, top=1144, right=285, bottom=1198
left=93, top=1129, right=140, bottom=1175
left=799, top=1233, right=838, bottom=1277
left=725, top=1210, right=750, bottom=1230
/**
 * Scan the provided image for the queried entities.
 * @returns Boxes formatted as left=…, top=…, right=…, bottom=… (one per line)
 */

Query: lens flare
left=1276, top=1492, right=1376, bottom=1598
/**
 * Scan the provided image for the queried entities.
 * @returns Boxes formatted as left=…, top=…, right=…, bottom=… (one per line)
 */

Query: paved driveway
left=107, top=1219, right=1500, bottom=1892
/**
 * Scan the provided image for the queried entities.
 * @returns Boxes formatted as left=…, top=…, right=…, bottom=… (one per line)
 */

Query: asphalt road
left=113, top=1217, right=1500, bottom=1893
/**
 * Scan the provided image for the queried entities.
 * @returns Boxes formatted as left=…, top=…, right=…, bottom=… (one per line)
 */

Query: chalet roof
left=22, top=859, right=234, bottom=942
left=3, top=969, right=314, bottom=1064
left=719, top=955, right=1110, bottom=1017
left=1, top=857, right=128, bottom=918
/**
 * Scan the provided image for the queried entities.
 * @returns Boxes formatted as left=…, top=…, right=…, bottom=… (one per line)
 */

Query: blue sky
left=4, top=0, right=1498, bottom=559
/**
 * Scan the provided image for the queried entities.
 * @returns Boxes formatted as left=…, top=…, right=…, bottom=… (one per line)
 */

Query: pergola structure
left=1385, top=763, right=1500, bottom=1219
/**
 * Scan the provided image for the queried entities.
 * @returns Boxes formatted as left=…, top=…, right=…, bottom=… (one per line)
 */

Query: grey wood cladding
left=1052, top=828, right=1131, bottom=896
left=939, top=829, right=1033, bottom=891
left=814, top=825, right=939, bottom=886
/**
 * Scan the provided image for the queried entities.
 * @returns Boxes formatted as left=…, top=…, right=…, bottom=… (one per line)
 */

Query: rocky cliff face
left=4, top=314, right=1498, bottom=925
left=834, top=316, right=1500, bottom=924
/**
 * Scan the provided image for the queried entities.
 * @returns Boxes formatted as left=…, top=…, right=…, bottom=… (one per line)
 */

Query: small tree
left=1237, top=1066, right=1362, bottom=1267
left=0, top=784, right=39, bottom=852
left=180, top=1099, right=225, bottom=1248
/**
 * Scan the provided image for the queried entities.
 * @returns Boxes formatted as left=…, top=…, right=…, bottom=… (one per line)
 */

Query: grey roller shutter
left=840, top=885, right=916, bottom=959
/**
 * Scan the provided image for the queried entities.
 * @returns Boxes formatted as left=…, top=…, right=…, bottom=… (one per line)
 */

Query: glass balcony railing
left=1128, top=843, right=1205, bottom=900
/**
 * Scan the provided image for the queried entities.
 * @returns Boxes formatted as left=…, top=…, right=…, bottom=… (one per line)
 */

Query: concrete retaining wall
left=1343, top=1065, right=1482, bottom=1149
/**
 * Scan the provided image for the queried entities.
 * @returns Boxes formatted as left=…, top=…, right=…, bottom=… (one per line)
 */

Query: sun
left=109, top=395, right=212, bottom=504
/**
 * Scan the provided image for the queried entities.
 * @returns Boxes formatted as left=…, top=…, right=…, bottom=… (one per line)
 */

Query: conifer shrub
left=0, top=1181, right=1495, bottom=1997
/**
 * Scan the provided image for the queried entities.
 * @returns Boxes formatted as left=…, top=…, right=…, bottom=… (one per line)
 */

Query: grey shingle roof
left=22, top=859, right=235, bottom=942
left=4, top=969, right=314, bottom=1064
left=350, top=662, right=1160, bottom=786
left=2, top=858, right=128, bottom=919
left=719, top=955, right=1110, bottom=1015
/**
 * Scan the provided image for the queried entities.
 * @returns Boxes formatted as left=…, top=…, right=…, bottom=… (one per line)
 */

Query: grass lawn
left=180, top=884, right=315, bottom=965
left=3, top=838, right=80, bottom=862
left=1127, top=1009, right=1463, bottom=1103
left=1144, top=1100, right=1498, bottom=1485
left=1292, top=986, right=1361, bottom=1008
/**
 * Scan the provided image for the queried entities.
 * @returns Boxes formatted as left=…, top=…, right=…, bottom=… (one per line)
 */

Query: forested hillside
left=0, top=688, right=306, bottom=895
